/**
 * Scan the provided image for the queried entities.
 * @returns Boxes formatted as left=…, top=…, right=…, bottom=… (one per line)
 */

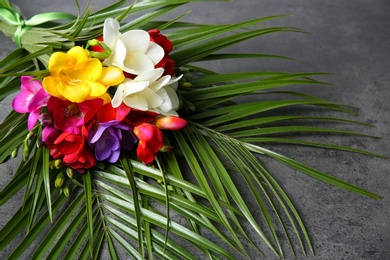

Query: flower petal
left=106, top=149, right=121, bottom=163
left=160, top=86, right=180, bottom=113
left=121, top=30, right=150, bottom=54
left=103, top=18, right=121, bottom=49
left=28, top=87, right=49, bottom=112
left=155, top=88, right=172, bottom=113
left=58, top=82, right=91, bottom=103
left=90, top=124, right=110, bottom=143
left=97, top=93, right=112, bottom=104
left=21, top=76, right=42, bottom=93
left=123, top=94, right=148, bottom=111
left=142, top=88, right=164, bottom=109
left=149, top=75, right=171, bottom=92
left=27, top=109, right=40, bottom=130
left=74, top=58, right=102, bottom=81
left=135, top=68, right=164, bottom=83
left=99, top=66, right=124, bottom=86
left=146, top=41, right=165, bottom=65
left=123, top=81, right=149, bottom=96
left=42, top=76, right=62, bottom=98
left=87, top=81, right=108, bottom=98
left=48, top=52, right=75, bottom=75
left=111, top=84, right=125, bottom=108
left=106, top=39, right=127, bottom=68
left=12, top=91, right=32, bottom=113
left=68, top=46, right=89, bottom=60
left=123, top=52, right=155, bottom=74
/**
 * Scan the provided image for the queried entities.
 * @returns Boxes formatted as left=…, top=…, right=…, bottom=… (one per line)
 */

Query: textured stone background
left=1, top=0, right=389, bottom=259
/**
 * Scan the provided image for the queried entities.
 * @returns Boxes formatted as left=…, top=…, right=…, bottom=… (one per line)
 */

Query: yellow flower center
left=61, top=72, right=82, bottom=87
left=67, top=78, right=82, bottom=86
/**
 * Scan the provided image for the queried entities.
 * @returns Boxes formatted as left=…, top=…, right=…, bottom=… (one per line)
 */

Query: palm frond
left=0, top=0, right=384, bottom=259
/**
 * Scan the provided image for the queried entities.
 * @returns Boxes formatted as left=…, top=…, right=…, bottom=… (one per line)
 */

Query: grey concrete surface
left=1, top=0, right=389, bottom=259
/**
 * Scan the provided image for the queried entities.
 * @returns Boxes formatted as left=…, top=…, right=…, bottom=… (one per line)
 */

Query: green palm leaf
left=0, top=0, right=384, bottom=259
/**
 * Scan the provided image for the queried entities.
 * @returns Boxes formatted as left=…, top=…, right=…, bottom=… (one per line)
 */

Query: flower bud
left=49, top=159, right=61, bottom=169
left=182, top=82, right=192, bottom=88
left=89, top=38, right=112, bottom=59
left=159, top=145, right=174, bottom=153
left=66, top=167, right=73, bottom=179
left=63, top=185, right=70, bottom=197
left=154, top=116, right=187, bottom=131
left=38, top=113, right=53, bottom=126
left=88, top=39, right=100, bottom=46
left=11, top=147, right=18, bottom=158
left=22, top=141, right=29, bottom=161
left=55, top=172, right=65, bottom=188
left=49, top=160, right=55, bottom=169
left=54, top=159, right=62, bottom=169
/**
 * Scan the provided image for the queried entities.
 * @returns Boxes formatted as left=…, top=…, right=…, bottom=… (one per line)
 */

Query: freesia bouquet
left=13, top=18, right=187, bottom=171
left=0, top=0, right=385, bottom=259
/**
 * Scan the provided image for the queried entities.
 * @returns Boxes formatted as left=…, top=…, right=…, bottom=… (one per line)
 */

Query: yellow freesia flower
left=42, top=46, right=124, bottom=103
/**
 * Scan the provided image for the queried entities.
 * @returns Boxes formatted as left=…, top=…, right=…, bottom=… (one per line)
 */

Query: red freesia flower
left=47, top=97, right=103, bottom=134
left=148, top=29, right=175, bottom=77
left=124, top=109, right=159, bottom=126
left=148, top=29, right=173, bottom=54
left=94, top=102, right=131, bottom=124
left=133, top=123, right=164, bottom=164
left=156, top=58, right=175, bottom=77
left=66, top=147, right=96, bottom=171
left=45, top=125, right=95, bottom=171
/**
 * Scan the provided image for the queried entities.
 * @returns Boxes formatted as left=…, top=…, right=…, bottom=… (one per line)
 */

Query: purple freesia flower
left=89, top=120, right=137, bottom=163
left=12, top=76, right=50, bottom=130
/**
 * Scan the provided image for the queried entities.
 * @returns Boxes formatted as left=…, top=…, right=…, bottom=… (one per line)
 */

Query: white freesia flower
left=103, top=18, right=164, bottom=75
left=111, top=68, right=182, bottom=116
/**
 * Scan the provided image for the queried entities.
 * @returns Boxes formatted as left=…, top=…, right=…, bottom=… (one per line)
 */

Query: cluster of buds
left=50, top=159, right=74, bottom=197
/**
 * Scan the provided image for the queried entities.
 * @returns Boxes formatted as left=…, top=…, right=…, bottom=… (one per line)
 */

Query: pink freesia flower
left=12, top=76, right=50, bottom=130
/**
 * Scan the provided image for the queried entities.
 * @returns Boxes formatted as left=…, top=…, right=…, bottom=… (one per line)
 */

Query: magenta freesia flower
left=41, top=125, right=61, bottom=143
left=89, top=120, right=137, bottom=163
left=12, top=76, right=50, bottom=130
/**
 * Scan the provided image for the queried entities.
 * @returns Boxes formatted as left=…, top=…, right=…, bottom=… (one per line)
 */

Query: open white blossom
left=103, top=18, right=164, bottom=75
left=111, top=68, right=182, bottom=116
